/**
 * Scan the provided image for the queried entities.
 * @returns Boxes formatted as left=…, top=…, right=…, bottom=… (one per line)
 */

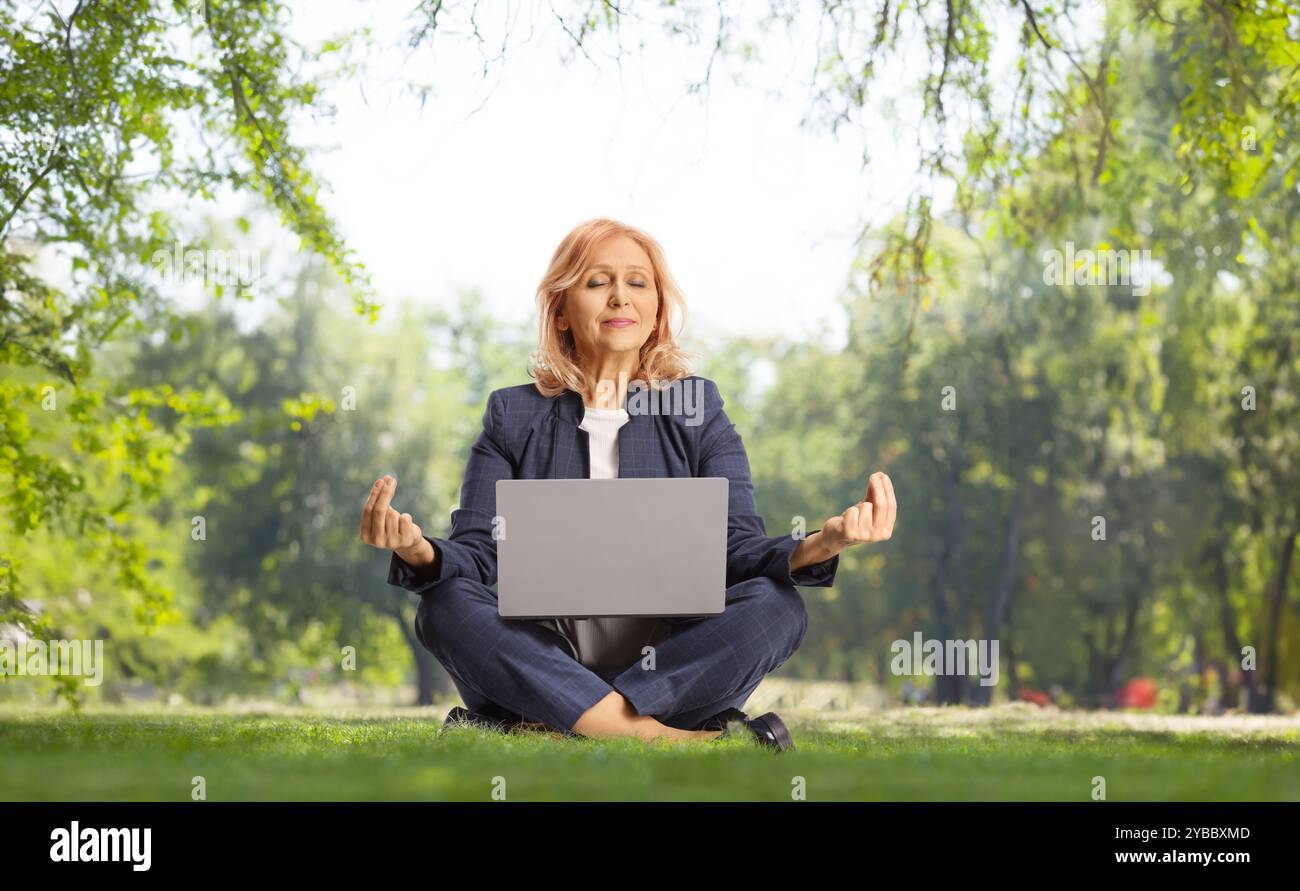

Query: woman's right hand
left=360, top=475, right=431, bottom=565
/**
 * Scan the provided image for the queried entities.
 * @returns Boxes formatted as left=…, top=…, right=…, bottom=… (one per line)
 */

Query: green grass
left=1, top=704, right=1297, bottom=801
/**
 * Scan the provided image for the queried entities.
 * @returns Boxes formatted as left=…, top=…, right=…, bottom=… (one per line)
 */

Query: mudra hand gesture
left=359, top=475, right=432, bottom=567
left=818, top=471, right=896, bottom=553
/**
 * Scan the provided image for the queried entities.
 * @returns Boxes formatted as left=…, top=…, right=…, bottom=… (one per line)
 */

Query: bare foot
left=574, top=691, right=724, bottom=742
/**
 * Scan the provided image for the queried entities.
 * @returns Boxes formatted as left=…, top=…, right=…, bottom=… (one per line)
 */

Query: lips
left=602, top=318, right=636, bottom=328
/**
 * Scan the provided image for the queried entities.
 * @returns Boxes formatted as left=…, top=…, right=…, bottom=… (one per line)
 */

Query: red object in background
left=1118, top=676, right=1158, bottom=709
left=1018, top=689, right=1052, bottom=707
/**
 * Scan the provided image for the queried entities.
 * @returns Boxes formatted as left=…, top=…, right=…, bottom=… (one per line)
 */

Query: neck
left=576, top=352, right=640, bottom=409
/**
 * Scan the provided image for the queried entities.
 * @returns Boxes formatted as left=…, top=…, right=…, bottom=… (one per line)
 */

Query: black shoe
left=713, top=710, right=796, bottom=752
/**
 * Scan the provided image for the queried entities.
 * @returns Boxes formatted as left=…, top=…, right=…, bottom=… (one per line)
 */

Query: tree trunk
left=1260, top=526, right=1298, bottom=713
left=971, top=483, right=1023, bottom=706
left=928, top=430, right=966, bottom=705
left=1208, top=542, right=1262, bottom=711
left=393, top=607, right=447, bottom=706
left=1005, top=605, right=1020, bottom=701
left=1104, top=567, right=1143, bottom=706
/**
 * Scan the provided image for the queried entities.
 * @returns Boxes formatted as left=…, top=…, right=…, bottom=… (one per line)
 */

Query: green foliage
left=0, top=0, right=374, bottom=687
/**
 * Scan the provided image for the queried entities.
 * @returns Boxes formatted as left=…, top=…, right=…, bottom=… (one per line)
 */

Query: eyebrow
left=587, top=264, right=650, bottom=274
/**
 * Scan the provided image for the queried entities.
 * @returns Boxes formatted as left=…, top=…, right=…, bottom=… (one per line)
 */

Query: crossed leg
left=414, top=574, right=808, bottom=741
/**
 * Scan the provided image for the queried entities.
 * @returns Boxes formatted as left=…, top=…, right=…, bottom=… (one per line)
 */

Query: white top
left=545, top=405, right=666, bottom=669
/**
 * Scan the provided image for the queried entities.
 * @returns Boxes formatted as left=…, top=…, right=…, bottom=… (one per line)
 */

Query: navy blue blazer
left=387, top=375, right=840, bottom=595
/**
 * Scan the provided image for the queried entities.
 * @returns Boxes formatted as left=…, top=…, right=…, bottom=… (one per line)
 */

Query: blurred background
left=2, top=0, right=1298, bottom=717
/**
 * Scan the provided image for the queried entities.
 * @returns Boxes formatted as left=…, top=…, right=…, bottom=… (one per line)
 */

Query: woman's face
left=558, top=234, right=659, bottom=366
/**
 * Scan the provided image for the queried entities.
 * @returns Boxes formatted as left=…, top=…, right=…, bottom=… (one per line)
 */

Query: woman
left=360, top=218, right=896, bottom=749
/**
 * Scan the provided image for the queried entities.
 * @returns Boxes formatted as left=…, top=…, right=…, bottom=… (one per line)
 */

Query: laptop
left=495, top=477, right=729, bottom=619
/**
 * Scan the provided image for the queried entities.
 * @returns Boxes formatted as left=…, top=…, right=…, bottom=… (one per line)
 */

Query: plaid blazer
left=387, top=375, right=840, bottom=594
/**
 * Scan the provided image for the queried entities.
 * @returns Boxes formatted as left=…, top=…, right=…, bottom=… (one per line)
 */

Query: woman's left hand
left=818, top=471, right=896, bottom=554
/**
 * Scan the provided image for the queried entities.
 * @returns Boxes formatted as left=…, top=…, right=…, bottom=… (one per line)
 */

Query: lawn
left=1, top=703, right=1297, bottom=801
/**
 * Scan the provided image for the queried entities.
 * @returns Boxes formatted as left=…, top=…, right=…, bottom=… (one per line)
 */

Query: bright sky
left=286, top=0, right=931, bottom=354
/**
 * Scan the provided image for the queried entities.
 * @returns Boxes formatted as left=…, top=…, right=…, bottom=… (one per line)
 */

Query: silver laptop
left=495, top=478, right=729, bottom=619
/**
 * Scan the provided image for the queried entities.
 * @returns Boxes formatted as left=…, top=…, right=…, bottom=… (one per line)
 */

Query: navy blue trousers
left=414, top=574, right=809, bottom=733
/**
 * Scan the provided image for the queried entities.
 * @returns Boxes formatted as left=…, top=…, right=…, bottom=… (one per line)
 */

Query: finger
left=822, top=515, right=844, bottom=538
left=368, top=478, right=393, bottom=543
left=881, top=473, right=897, bottom=532
left=860, top=500, right=876, bottom=538
left=383, top=506, right=402, bottom=547
left=398, top=512, right=414, bottom=547
left=371, top=476, right=396, bottom=542
left=360, top=477, right=384, bottom=540
left=843, top=504, right=861, bottom=540
left=870, top=474, right=889, bottom=535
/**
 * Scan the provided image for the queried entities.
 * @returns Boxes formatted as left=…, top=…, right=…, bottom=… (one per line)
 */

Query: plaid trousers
left=414, top=572, right=809, bottom=732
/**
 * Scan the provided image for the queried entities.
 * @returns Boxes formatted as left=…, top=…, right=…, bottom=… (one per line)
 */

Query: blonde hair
left=528, top=217, right=697, bottom=397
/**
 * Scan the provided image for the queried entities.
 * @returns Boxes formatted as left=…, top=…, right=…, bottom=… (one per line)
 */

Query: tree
left=1, top=0, right=375, bottom=665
